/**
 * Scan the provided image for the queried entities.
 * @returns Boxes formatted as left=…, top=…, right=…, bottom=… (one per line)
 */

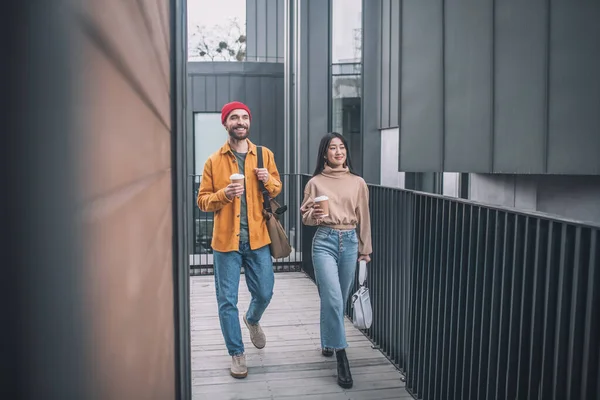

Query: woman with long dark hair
left=300, top=132, right=372, bottom=389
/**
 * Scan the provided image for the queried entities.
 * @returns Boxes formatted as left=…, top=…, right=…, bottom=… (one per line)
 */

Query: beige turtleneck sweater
left=300, top=165, right=372, bottom=255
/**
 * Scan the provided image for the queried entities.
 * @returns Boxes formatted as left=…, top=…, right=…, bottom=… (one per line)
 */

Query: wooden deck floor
left=191, top=272, right=412, bottom=400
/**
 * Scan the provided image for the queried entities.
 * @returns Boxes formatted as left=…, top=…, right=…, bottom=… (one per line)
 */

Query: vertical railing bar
left=432, top=198, right=445, bottom=399
left=407, top=193, right=417, bottom=390
left=515, top=217, right=533, bottom=397
left=387, top=189, right=394, bottom=363
left=539, top=221, right=559, bottom=400
left=410, top=192, right=422, bottom=393
left=425, top=197, right=441, bottom=399
left=495, top=212, right=514, bottom=400
left=451, top=203, right=467, bottom=400
left=566, top=227, right=582, bottom=400
left=440, top=200, right=452, bottom=398
left=420, top=195, right=434, bottom=397
left=377, top=187, right=383, bottom=348
left=580, top=229, right=597, bottom=399
left=476, top=208, right=495, bottom=399
left=394, top=190, right=399, bottom=367
left=444, top=202, right=456, bottom=399
left=524, top=219, right=544, bottom=400
left=460, top=205, right=476, bottom=398
left=552, top=224, right=569, bottom=400
left=487, top=211, right=507, bottom=399
left=405, top=193, right=412, bottom=383
left=468, top=207, right=485, bottom=400
left=504, top=215, right=521, bottom=399
left=410, top=194, right=425, bottom=393
left=400, top=191, right=407, bottom=369
left=467, top=207, right=483, bottom=398
left=396, top=191, right=401, bottom=366
left=416, top=195, right=428, bottom=396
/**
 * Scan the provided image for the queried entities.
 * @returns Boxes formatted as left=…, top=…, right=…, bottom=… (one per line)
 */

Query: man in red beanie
left=197, top=101, right=282, bottom=379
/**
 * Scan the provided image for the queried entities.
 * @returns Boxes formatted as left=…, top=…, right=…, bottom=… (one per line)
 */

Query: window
left=192, top=113, right=225, bottom=256
left=194, top=113, right=226, bottom=174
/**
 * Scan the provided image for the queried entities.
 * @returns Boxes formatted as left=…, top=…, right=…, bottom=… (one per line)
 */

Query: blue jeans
left=213, top=242, right=274, bottom=356
left=312, top=227, right=359, bottom=350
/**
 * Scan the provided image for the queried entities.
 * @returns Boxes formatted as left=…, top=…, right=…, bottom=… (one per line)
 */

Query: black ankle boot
left=335, top=349, right=353, bottom=388
left=321, top=347, right=334, bottom=357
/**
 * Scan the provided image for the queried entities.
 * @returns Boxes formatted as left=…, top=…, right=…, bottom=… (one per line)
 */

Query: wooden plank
left=191, top=272, right=410, bottom=399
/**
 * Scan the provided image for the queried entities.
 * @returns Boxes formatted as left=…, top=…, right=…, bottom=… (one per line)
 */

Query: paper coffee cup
left=230, top=173, right=244, bottom=197
left=314, top=195, right=329, bottom=217
left=230, top=173, right=245, bottom=185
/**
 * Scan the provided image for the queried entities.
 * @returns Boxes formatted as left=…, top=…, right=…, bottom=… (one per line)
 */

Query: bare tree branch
left=189, top=17, right=246, bottom=62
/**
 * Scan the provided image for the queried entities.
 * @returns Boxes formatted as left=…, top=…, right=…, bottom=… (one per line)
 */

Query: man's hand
left=254, top=168, right=269, bottom=183
left=358, top=254, right=371, bottom=263
left=224, top=183, right=244, bottom=200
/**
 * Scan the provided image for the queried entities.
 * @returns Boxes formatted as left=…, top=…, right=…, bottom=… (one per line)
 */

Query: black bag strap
left=256, top=146, right=272, bottom=213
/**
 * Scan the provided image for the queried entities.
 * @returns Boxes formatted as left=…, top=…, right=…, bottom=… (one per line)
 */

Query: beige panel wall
left=77, top=0, right=175, bottom=398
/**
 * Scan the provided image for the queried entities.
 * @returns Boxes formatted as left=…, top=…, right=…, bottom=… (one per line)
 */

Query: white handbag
left=352, top=260, right=372, bottom=330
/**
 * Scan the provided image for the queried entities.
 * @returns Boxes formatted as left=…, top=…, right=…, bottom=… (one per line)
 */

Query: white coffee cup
left=313, top=195, right=329, bottom=217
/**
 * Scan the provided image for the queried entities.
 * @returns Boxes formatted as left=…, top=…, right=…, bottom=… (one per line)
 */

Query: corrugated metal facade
left=363, top=0, right=600, bottom=175
left=187, top=62, right=285, bottom=168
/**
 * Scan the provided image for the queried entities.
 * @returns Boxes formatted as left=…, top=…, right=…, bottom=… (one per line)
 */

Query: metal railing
left=189, top=172, right=599, bottom=399
left=299, top=179, right=600, bottom=400
left=189, top=174, right=305, bottom=275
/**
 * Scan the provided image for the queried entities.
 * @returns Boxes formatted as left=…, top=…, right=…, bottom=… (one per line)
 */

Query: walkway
left=191, top=272, right=412, bottom=400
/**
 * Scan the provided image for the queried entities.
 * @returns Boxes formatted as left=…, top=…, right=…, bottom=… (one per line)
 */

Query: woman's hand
left=312, top=203, right=326, bottom=220
left=358, top=254, right=371, bottom=263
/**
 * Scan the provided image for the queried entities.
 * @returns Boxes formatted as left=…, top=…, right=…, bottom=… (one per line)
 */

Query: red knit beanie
left=221, top=101, right=252, bottom=124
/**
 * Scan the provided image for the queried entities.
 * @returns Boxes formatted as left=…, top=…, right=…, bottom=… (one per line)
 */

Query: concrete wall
left=470, top=174, right=600, bottom=224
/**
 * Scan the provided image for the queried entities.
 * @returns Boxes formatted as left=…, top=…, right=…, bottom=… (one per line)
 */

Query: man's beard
left=228, top=125, right=250, bottom=141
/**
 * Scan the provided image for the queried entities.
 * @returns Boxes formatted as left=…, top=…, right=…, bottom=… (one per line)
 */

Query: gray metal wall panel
left=399, top=0, right=443, bottom=172
left=389, top=0, right=600, bottom=175
left=300, top=0, right=310, bottom=173
left=493, top=0, right=547, bottom=173
left=216, top=76, right=230, bottom=109
left=187, top=62, right=284, bottom=168
left=267, top=1, right=278, bottom=61
left=246, top=0, right=283, bottom=62
left=380, top=0, right=391, bottom=128
left=388, top=0, right=400, bottom=128
left=273, top=76, right=284, bottom=168
left=245, top=76, right=262, bottom=142
left=205, top=76, right=217, bottom=112
left=192, top=76, right=206, bottom=111
left=260, top=76, right=274, bottom=153
left=277, top=0, right=284, bottom=59
left=246, top=0, right=258, bottom=61
left=299, top=0, right=330, bottom=174
left=256, top=0, right=268, bottom=61
left=307, top=0, right=330, bottom=173
left=547, top=1, right=600, bottom=174
left=228, top=75, right=246, bottom=102
left=361, top=0, right=383, bottom=183
left=444, top=0, right=494, bottom=172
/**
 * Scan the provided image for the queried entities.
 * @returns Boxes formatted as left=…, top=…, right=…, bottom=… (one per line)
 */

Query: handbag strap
left=256, top=146, right=272, bottom=213
left=358, top=260, right=367, bottom=286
